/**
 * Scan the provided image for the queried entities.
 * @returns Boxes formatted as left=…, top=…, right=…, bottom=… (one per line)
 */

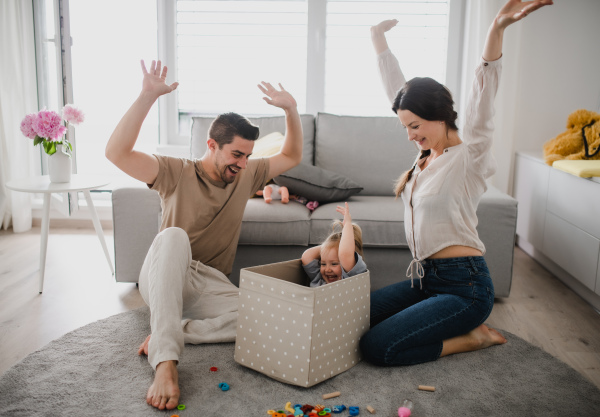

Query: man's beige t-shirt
left=149, top=155, right=270, bottom=276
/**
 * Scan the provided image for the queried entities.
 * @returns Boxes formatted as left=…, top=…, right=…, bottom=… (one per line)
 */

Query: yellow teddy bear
left=543, top=109, right=600, bottom=166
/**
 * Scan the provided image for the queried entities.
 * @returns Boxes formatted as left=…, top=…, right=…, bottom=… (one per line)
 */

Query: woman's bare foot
left=441, top=324, right=507, bottom=357
left=146, top=360, right=180, bottom=410
left=472, top=324, right=507, bottom=349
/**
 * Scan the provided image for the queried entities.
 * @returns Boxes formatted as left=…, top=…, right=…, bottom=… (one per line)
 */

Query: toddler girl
left=301, top=202, right=367, bottom=287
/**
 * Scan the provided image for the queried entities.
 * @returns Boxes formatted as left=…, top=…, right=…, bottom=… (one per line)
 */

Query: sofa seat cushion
left=240, top=198, right=311, bottom=245
left=309, top=195, right=407, bottom=248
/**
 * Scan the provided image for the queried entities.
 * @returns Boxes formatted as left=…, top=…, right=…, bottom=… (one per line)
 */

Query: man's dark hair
left=208, top=112, right=260, bottom=148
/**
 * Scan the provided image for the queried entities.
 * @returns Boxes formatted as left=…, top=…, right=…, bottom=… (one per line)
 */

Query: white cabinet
left=543, top=212, right=599, bottom=291
left=513, top=152, right=600, bottom=299
left=513, top=153, right=550, bottom=249
left=597, top=251, right=600, bottom=297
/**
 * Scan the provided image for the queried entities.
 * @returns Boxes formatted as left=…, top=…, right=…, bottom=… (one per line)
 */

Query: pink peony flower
left=20, top=113, right=38, bottom=139
left=32, top=110, right=66, bottom=141
left=62, top=104, right=85, bottom=125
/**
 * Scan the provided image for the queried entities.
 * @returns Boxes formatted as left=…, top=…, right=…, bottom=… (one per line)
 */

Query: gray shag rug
left=1, top=307, right=599, bottom=417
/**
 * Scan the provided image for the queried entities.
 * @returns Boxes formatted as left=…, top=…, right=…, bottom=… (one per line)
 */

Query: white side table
left=6, top=174, right=114, bottom=293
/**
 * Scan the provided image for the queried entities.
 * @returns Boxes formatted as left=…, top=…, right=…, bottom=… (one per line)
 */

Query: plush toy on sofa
left=543, top=109, right=600, bottom=166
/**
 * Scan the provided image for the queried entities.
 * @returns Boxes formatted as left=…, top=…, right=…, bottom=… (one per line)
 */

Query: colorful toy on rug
left=543, top=109, right=600, bottom=166
left=397, top=399, right=414, bottom=417
left=267, top=403, right=340, bottom=417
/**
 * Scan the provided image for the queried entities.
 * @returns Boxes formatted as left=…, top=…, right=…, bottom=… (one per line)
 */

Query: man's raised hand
left=141, top=59, right=179, bottom=98
left=258, top=82, right=297, bottom=111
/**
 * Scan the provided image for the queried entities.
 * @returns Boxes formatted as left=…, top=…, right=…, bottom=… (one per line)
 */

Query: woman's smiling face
left=398, top=109, right=446, bottom=151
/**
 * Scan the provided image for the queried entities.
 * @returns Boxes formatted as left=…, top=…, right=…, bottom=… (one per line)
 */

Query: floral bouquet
left=20, top=105, right=85, bottom=156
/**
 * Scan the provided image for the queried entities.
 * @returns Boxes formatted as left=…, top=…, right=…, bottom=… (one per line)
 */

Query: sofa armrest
left=477, top=185, right=518, bottom=297
left=112, top=187, right=161, bottom=282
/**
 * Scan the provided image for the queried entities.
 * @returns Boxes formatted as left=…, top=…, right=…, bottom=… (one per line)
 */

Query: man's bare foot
left=147, top=360, right=180, bottom=410
left=138, top=334, right=151, bottom=356
left=441, top=324, right=507, bottom=357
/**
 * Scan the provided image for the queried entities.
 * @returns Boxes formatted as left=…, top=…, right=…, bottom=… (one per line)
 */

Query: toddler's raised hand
left=336, top=202, right=352, bottom=227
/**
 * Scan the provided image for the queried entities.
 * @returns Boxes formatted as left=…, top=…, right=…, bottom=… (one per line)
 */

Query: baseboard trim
left=32, top=218, right=113, bottom=230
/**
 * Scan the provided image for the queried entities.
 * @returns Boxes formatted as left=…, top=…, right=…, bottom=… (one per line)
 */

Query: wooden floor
left=1, top=226, right=599, bottom=389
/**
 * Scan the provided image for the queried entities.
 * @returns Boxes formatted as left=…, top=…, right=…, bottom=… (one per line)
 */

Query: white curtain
left=0, top=0, right=38, bottom=232
left=459, top=0, right=523, bottom=195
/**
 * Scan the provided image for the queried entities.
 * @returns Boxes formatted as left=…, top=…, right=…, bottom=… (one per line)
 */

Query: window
left=169, top=0, right=454, bottom=134
left=33, top=0, right=64, bottom=175
left=176, top=0, right=308, bottom=116
left=32, top=0, right=75, bottom=215
left=174, top=0, right=309, bottom=140
left=34, top=0, right=461, bottom=177
left=69, top=0, right=159, bottom=176
left=325, top=0, right=449, bottom=116
left=31, top=0, right=159, bottom=219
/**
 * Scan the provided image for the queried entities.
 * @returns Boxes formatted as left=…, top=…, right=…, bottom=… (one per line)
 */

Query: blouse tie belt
left=406, top=258, right=425, bottom=289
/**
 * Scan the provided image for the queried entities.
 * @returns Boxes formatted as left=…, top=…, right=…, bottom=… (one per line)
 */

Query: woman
left=360, top=0, right=553, bottom=366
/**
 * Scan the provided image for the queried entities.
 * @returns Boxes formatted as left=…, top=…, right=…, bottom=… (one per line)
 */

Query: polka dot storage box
left=235, top=259, right=370, bottom=387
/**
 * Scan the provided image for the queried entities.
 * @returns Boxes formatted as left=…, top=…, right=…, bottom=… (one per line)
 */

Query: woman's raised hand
left=140, top=59, right=179, bottom=98
left=494, top=0, right=553, bottom=29
left=372, top=19, right=398, bottom=36
left=483, top=0, right=552, bottom=61
left=370, top=19, right=398, bottom=55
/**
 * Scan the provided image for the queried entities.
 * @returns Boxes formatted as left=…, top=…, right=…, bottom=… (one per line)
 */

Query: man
left=105, top=60, right=302, bottom=410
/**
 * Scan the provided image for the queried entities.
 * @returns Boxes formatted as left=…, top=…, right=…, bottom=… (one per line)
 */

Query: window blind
left=324, top=0, right=449, bottom=116
left=175, top=0, right=449, bottom=117
left=177, top=0, right=308, bottom=116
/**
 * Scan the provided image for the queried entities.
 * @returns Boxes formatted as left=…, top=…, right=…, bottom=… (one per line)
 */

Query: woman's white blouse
left=377, top=49, right=502, bottom=281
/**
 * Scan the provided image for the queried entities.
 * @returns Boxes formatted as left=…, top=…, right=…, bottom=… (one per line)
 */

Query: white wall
left=496, top=0, right=600, bottom=194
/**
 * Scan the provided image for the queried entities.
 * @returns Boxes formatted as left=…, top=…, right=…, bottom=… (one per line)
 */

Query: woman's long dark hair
left=392, top=77, right=458, bottom=197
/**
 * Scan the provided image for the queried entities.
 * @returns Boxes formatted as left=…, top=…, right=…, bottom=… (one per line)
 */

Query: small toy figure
left=256, top=183, right=289, bottom=204
left=289, top=195, right=319, bottom=212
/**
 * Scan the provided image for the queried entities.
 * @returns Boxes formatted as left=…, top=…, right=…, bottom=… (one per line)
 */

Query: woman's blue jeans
left=360, top=256, right=494, bottom=366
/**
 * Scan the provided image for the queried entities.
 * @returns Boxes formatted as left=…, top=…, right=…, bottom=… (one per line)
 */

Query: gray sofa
left=112, top=113, right=518, bottom=297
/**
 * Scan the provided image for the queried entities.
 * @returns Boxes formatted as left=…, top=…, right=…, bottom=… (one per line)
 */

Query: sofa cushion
left=273, top=163, right=363, bottom=203
left=191, top=114, right=315, bottom=165
left=250, top=131, right=285, bottom=158
left=315, top=112, right=417, bottom=196
left=240, top=198, right=311, bottom=245
left=309, top=195, right=407, bottom=248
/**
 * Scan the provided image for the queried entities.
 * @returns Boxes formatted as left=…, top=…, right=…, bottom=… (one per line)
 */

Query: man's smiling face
left=210, top=135, right=254, bottom=184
